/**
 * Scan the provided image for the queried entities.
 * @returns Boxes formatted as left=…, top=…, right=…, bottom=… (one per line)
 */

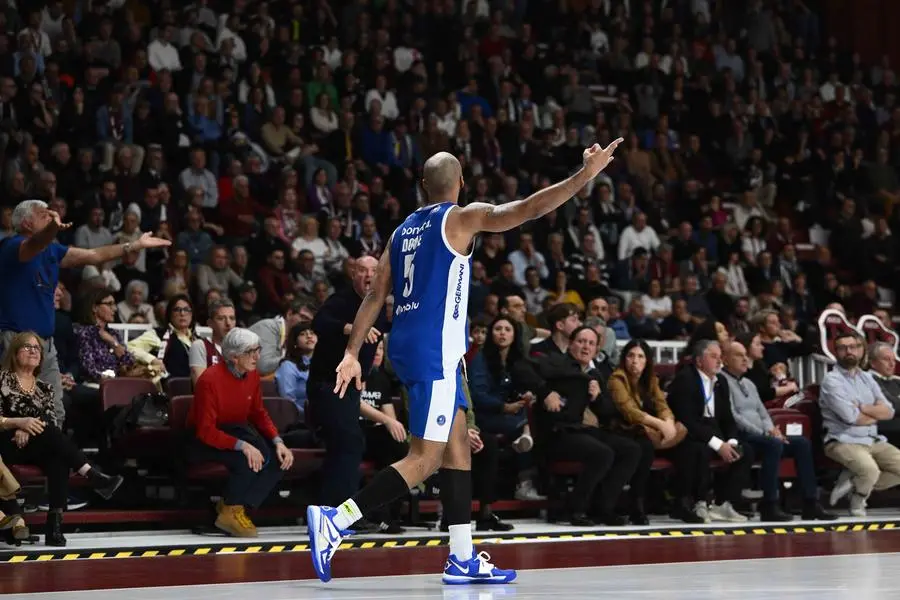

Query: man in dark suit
left=665, top=339, right=754, bottom=523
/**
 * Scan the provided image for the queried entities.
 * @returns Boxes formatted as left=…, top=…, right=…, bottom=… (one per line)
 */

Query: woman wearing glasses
left=128, top=294, right=197, bottom=379
left=188, top=328, right=294, bottom=538
left=0, top=332, right=124, bottom=546
left=75, top=288, right=139, bottom=383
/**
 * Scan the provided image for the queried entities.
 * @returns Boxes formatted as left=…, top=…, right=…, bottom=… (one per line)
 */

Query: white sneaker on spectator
left=514, top=480, right=545, bottom=501
left=512, top=434, right=533, bottom=454
left=693, top=501, right=711, bottom=523
left=829, top=470, right=854, bottom=506
left=848, top=494, right=867, bottom=517
left=37, top=498, right=88, bottom=512
left=709, top=501, right=748, bottom=523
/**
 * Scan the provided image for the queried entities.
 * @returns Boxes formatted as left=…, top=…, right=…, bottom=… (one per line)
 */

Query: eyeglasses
left=172, top=306, right=193, bottom=314
left=835, top=343, right=862, bottom=352
left=19, top=344, right=41, bottom=354
left=245, top=346, right=262, bottom=356
left=97, top=300, right=116, bottom=307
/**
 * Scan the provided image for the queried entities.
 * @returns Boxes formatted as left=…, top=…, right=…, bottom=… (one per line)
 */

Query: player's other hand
left=334, top=353, right=363, bottom=398
left=583, top=138, right=624, bottom=178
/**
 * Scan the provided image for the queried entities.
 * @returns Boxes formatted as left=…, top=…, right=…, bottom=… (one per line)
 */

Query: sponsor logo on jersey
left=436, top=415, right=446, bottom=426
left=452, top=263, right=465, bottom=319
left=395, top=301, right=420, bottom=315
left=400, top=220, right=432, bottom=237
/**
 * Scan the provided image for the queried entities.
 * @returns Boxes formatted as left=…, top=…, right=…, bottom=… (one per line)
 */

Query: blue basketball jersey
left=388, top=202, right=471, bottom=383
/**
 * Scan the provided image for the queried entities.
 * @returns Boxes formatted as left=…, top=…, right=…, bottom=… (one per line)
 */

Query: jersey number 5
left=402, top=253, right=415, bottom=297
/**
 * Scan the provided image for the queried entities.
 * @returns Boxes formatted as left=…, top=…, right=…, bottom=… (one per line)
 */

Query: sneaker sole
left=442, top=572, right=518, bottom=585
left=307, top=506, right=331, bottom=583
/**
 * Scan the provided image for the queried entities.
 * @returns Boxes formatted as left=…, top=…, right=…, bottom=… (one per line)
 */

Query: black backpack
left=110, top=392, right=170, bottom=439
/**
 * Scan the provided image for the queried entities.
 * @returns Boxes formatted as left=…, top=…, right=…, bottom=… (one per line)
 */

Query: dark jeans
left=549, top=427, right=641, bottom=514
left=660, top=436, right=754, bottom=505
left=742, top=433, right=817, bottom=501
left=473, top=431, right=501, bottom=511
left=659, top=438, right=711, bottom=502
left=0, top=424, right=87, bottom=511
left=308, top=380, right=365, bottom=506
left=622, top=431, right=655, bottom=506
left=188, top=424, right=284, bottom=508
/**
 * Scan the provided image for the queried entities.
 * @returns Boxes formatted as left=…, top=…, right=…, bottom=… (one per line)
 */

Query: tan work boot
left=215, top=503, right=258, bottom=537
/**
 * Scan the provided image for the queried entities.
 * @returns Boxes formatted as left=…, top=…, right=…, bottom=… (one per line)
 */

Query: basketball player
left=307, top=140, right=622, bottom=584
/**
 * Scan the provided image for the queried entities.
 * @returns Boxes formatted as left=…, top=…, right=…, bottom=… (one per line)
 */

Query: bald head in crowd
left=422, top=152, right=462, bottom=201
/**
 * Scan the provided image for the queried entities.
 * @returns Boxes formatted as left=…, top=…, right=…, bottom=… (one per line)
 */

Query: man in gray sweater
left=722, top=340, right=833, bottom=522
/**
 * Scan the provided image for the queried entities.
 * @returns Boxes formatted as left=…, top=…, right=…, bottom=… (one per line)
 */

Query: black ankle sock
left=440, top=468, right=472, bottom=526
left=351, top=466, right=410, bottom=517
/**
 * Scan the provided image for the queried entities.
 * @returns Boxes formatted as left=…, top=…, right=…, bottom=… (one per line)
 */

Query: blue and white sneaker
left=442, top=551, right=517, bottom=585
left=306, top=505, right=354, bottom=583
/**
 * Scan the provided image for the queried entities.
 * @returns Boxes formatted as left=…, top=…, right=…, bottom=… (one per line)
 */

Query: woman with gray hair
left=186, top=328, right=294, bottom=538
left=116, top=280, right=157, bottom=326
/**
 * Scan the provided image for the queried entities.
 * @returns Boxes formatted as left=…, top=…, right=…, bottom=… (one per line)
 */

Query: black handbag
left=110, top=392, right=170, bottom=439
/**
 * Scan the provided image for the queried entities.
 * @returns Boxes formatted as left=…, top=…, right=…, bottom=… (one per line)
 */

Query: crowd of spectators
left=4, top=0, right=900, bottom=540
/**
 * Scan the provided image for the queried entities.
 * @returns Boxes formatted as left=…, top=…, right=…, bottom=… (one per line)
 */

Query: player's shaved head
left=422, top=152, right=462, bottom=201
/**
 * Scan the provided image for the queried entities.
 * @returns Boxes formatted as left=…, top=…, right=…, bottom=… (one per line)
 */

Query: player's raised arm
left=453, top=138, right=622, bottom=235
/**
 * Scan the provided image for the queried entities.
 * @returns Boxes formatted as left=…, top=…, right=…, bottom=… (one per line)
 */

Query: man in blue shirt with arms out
left=0, top=199, right=171, bottom=423
left=306, top=137, right=623, bottom=585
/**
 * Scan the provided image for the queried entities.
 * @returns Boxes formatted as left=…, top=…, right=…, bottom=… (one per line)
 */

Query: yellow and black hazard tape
left=1, top=521, right=897, bottom=563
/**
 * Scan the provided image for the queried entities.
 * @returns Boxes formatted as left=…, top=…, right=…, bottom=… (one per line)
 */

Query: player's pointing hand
left=334, top=353, right=362, bottom=398
left=582, top=137, right=624, bottom=178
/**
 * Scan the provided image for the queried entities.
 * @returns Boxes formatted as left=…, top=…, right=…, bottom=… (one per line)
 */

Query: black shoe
left=629, top=499, right=649, bottom=525
left=476, top=513, right=514, bottom=532
left=597, top=512, right=627, bottom=526
left=570, top=513, right=594, bottom=527
left=629, top=512, right=650, bottom=526
left=759, top=502, right=794, bottom=522
left=379, top=520, right=406, bottom=534
left=45, top=511, right=66, bottom=547
left=670, top=501, right=705, bottom=524
left=353, top=518, right=381, bottom=534
left=87, top=468, right=124, bottom=500
left=802, top=501, right=837, bottom=521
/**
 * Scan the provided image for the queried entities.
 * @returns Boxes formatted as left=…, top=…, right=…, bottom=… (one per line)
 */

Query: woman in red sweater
left=188, top=328, right=294, bottom=537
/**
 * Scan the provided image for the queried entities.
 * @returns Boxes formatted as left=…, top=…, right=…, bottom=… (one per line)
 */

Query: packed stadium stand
left=5, top=0, right=900, bottom=596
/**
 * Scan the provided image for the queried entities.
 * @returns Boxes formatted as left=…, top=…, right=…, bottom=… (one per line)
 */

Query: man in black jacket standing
left=308, top=256, right=390, bottom=522
left=666, top=339, right=754, bottom=523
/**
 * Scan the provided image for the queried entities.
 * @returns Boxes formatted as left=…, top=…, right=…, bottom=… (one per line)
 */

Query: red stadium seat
left=169, top=395, right=228, bottom=482
left=101, top=377, right=172, bottom=461
left=166, top=377, right=193, bottom=397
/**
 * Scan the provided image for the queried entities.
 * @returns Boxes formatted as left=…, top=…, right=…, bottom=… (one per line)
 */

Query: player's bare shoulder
left=445, top=202, right=491, bottom=255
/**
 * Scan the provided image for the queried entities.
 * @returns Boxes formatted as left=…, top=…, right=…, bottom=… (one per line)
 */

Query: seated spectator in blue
left=721, top=339, right=834, bottom=522
left=128, top=294, right=197, bottom=379
left=359, top=340, right=406, bottom=533
left=615, top=247, right=652, bottom=291
left=604, top=297, right=632, bottom=341
left=531, top=326, right=641, bottom=526
left=624, top=297, right=661, bottom=340
left=275, top=322, right=317, bottom=420
left=468, top=316, right=544, bottom=501
left=660, top=298, right=696, bottom=340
